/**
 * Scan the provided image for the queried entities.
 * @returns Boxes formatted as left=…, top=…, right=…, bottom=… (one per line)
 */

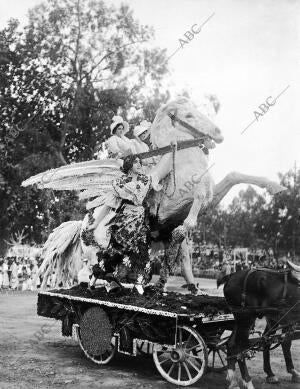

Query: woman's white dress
left=106, top=135, right=136, bottom=158
left=0, top=269, right=3, bottom=288
left=2, top=263, right=9, bottom=288
left=10, top=263, right=19, bottom=289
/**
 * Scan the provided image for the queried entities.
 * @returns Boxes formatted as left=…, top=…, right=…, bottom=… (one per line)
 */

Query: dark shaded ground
left=1, top=285, right=300, bottom=389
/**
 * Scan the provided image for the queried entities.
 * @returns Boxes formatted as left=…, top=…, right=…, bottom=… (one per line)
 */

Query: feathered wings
left=21, top=159, right=124, bottom=210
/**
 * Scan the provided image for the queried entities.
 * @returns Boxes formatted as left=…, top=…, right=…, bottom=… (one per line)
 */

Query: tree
left=0, top=0, right=169, bottom=253
left=195, top=167, right=300, bottom=258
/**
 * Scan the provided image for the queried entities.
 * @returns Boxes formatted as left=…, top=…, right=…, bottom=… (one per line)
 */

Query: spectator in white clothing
left=78, top=258, right=91, bottom=284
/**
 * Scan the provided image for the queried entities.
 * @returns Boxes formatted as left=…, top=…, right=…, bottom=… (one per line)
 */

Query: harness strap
left=281, top=272, right=288, bottom=304
left=239, top=268, right=290, bottom=310
left=136, top=138, right=207, bottom=160
left=241, top=269, right=257, bottom=308
left=168, top=112, right=204, bottom=138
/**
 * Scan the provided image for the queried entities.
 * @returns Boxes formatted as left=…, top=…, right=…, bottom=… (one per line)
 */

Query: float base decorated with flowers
left=37, top=284, right=234, bottom=386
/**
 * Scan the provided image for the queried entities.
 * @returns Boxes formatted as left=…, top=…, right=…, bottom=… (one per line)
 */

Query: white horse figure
left=22, top=97, right=285, bottom=290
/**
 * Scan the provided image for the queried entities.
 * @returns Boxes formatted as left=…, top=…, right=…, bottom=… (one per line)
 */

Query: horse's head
left=150, top=97, right=223, bottom=148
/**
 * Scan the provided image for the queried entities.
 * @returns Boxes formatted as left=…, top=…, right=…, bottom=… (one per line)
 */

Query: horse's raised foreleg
left=183, top=178, right=213, bottom=229
left=211, top=172, right=286, bottom=208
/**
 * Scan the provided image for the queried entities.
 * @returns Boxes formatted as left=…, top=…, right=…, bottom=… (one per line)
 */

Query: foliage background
left=0, top=0, right=299, bottom=256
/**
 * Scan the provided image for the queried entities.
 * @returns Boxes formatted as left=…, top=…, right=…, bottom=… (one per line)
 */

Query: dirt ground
left=0, top=278, right=300, bottom=389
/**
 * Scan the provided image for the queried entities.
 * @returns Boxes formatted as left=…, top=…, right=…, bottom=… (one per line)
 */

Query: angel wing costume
left=22, top=156, right=168, bottom=286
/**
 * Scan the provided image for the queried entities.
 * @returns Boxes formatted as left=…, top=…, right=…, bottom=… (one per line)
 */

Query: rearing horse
left=22, top=97, right=286, bottom=290
left=146, top=97, right=286, bottom=290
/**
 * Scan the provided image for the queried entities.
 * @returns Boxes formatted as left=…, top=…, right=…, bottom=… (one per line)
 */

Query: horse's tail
left=217, top=272, right=231, bottom=288
left=39, top=220, right=83, bottom=289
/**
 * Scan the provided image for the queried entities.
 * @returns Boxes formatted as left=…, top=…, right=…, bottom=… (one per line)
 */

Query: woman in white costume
left=0, top=265, right=3, bottom=289
left=106, top=116, right=136, bottom=158
left=132, top=120, right=151, bottom=153
left=132, top=120, right=156, bottom=167
left=9, top=259, right=19, bottom=290
left=2, top=258, right=9, bottom=289
left=30, top=261, right=40, bottom=290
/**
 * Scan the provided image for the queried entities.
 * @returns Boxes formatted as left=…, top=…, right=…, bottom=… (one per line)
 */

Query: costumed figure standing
left=89, top=154, right=158, bottom=294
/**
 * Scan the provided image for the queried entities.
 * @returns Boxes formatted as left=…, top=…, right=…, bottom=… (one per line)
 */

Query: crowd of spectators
left=0, top=256, right=43, bottom=291
left=150, top=244, right=298, bottom=278
left=1, top=244, right=298, bottom=290
left=191, top=244, right=297, bottom=276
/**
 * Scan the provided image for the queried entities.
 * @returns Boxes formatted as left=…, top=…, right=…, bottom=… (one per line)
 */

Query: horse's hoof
left=291, top=370, right=300, bottom=383
left=228, top=379, right=240, bottom=389
left=228, top=382, right=240, bottom=389
left=242, top=380, right=255, bottom=389
left=227, top=369, right=240, bottom=389
left=266, top=376, right=279, bottom=384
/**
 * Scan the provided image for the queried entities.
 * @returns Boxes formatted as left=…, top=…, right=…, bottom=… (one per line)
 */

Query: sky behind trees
left=1, top=0, right=299, bottom=202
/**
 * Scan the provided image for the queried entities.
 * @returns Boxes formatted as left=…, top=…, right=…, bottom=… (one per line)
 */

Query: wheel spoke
left=217, top=350, right=226, bottom=366
left=159, top=357, right=170, bottom=365
left=157, top=351, right=170, bottom=357
left=186, top=357, right=201, bottom=373
left=183, top=361, right=193, bottom=380
left=184, top=351, right=203, bottom=361
left=178, top=362, right=182, bottom=381
left=167, top=362, right=175, bottom=376
left=186, top=344, right=203, bottom=352
left=153, top=326, right=206, bottom=385
left=185, top=333, right=193, bottom=349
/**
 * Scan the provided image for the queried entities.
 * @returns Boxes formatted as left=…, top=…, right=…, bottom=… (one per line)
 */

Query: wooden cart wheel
left=76, top=307, right=116, bottom=365
left=206, top=334, right=229, bottom=373
left=153, top=325, right=208, bottom=386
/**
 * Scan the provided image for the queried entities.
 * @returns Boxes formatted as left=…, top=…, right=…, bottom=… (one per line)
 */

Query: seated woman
left=132, top=120, right=151, bottom=153
left=132, top=120, right=156, bottom=167
left=90, top=154, right=157, bottom=294
left=106, top=116, right=136, bottom=158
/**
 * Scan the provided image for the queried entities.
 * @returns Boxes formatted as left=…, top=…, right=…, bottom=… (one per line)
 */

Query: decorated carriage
left=37, top=284, right=234, bottom=386
left=24, top=97, right=297, bottom=387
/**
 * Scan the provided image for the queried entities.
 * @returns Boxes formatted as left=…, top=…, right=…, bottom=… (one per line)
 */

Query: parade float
left=22, top=97, right=299, bottom=388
